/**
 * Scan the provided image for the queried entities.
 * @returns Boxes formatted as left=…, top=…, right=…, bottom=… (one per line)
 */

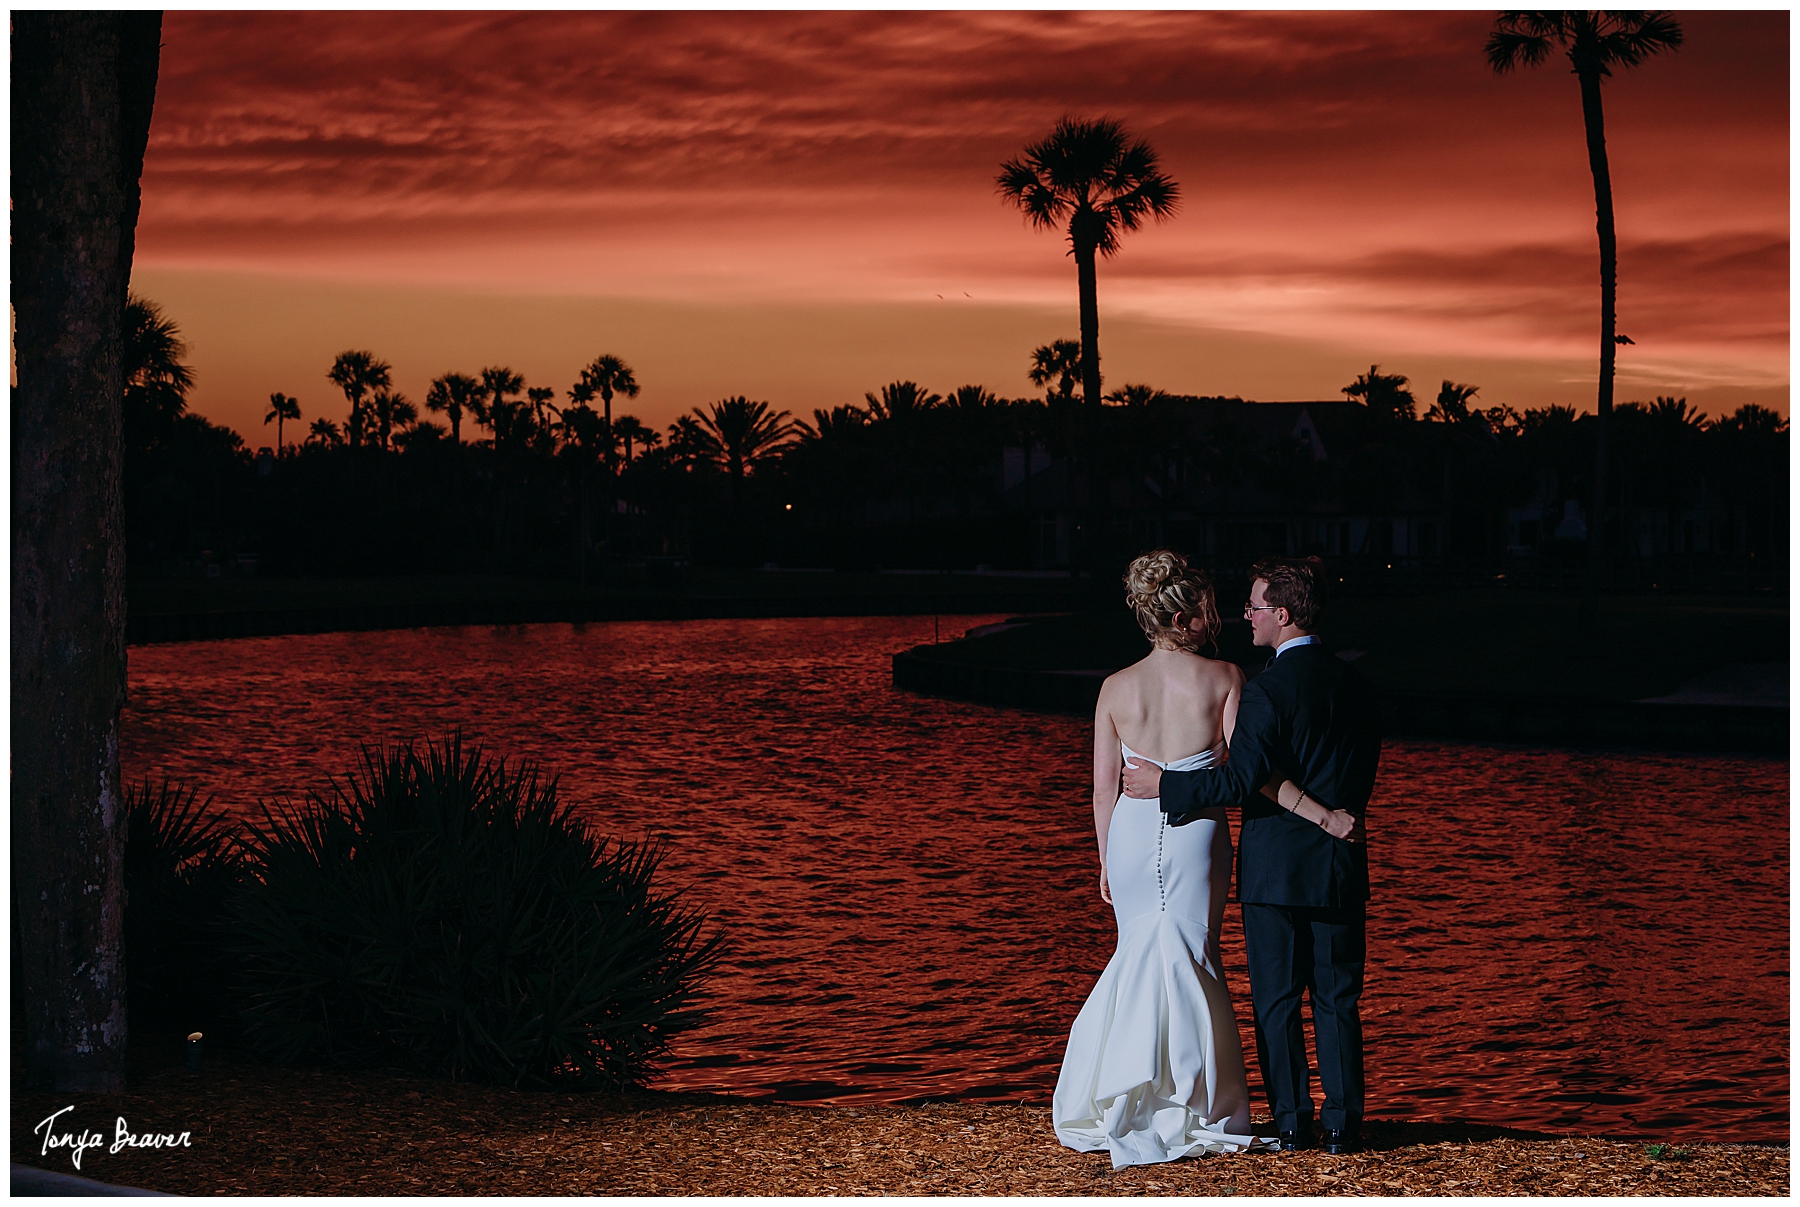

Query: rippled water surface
left=123, top=617, right=1788, bottom=1141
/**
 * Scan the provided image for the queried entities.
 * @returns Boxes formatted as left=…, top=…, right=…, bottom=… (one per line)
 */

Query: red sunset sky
left=131, top=9, right=1788, bottom=442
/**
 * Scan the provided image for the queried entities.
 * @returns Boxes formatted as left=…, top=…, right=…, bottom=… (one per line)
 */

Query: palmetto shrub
left=228, top=735, right=726, bottom=1089
left=123, top=779, right=242, bottom=1031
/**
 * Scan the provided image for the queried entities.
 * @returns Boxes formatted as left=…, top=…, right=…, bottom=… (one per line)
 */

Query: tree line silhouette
left=122, top=294, right=1784, bottom=583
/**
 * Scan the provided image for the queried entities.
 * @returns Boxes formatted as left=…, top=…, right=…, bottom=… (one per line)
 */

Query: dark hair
left=1250, top=556, right=1326, bottom=630
left=1123, top=550, right=1220, bottom=653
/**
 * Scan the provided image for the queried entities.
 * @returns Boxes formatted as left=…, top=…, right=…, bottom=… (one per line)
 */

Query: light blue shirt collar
left=1276, top=634, right=1321, bottom=657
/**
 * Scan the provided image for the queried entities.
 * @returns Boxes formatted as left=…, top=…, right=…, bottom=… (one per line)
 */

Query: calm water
left=122, top=616, right=1789, bottom=1141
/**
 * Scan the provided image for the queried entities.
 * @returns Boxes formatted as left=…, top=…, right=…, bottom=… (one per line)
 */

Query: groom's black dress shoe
left=1322, top=1128, right=1360, bottom=1155
left=1278, top=1129, right=1314, bottom=1152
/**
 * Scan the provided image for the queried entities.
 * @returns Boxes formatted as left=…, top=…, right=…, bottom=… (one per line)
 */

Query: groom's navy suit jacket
left=1157, top=642, right=1380, bottom=910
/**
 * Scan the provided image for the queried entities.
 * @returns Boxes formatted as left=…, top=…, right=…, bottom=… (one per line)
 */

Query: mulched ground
left=13, top=1047, right=1787, bottom=1196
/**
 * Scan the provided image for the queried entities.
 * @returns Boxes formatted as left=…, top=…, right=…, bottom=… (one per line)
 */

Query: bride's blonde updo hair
left=1123, top=550, right=1219, bottom=654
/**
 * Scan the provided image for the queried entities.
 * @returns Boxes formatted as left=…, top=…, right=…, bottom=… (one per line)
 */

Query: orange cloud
left=134, top=10, right=1788, bottom=429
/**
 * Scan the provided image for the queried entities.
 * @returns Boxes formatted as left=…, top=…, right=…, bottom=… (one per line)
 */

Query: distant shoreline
left=124, top=593, right=1076, bottom=645
left=890, top=600, right=1789, bottom=756
left=891, top=645, right=1786, bottom=754
left=123, top=567, right=1104, bottom=645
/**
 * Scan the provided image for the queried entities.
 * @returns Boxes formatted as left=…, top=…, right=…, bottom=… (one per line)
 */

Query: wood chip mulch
left=12, top=1048, right=1788, bottom=1196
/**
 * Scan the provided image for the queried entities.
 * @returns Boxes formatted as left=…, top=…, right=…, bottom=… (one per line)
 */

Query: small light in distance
left=785, top=503, right=793, bottom=510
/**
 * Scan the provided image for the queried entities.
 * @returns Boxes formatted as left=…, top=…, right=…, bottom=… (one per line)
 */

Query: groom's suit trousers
left=1241, top=902, right=1366, bottom=1135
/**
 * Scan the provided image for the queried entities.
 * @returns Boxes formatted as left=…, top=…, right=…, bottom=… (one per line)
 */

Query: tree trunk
left=601, top=396, right=617, bottom=559
left=1072, top=237, right=1106, bottom=573
left=1075, top=244, right=1103, bottom=412
left=1578, top=65, right=1616, bottom=630
left=13, top=10, right=161, bottom=1093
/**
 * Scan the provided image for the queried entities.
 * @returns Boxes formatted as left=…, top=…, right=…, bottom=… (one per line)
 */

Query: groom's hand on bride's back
left=1120, top=758, right=1162, bottom=799
left=1324, top=809, right=1366, bottom=843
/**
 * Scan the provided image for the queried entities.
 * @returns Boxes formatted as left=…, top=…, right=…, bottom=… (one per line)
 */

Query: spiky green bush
left=123, top=779, right=242, bottom=1030
left=227, top=736, right=725, bottom=1089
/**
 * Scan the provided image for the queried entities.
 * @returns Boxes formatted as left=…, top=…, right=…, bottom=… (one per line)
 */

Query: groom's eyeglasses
left=1244, top=604, right=1280, bottom=616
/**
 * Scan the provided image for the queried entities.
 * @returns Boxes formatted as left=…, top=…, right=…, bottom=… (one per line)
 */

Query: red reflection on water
left=122, top=618, right=1788, bottom=1140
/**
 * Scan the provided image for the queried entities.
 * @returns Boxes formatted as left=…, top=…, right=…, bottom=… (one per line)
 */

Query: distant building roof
left=1158, top=396, right=1368, bottom=462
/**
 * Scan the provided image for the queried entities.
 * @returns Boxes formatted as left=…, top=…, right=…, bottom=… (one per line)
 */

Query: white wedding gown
left=1053, top=742, right=1275, bottom=1167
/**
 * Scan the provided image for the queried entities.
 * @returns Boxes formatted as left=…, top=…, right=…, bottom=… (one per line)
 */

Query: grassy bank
left=12, top=1049, right=1784, bottom=1196
left=915, top=587, right=1787, bottom=705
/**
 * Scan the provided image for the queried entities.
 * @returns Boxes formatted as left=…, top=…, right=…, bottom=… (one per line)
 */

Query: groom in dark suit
left=1121, top=556, right=1380, bottom=1154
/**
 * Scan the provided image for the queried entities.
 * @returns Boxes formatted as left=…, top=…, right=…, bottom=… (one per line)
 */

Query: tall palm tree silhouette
left=327, top=350, right=391, bottom=451
left=693, top=396, right=800, bottom=504
left=1488, top=11, right=1683, bottom=621
left=998, top=117, right=1178, bottom=412
left=307, top=417, right=342, bottom=447
left=425, top=371, right=480, bottom=445
left=577, top=355, right=640, bottom=476
left=263, top=391, right=301, bottom=456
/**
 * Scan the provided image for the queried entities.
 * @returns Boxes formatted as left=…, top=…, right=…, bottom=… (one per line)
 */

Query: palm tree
left=948, top=385, right=1000, bottom=411
left=1428, top=381, right=1481, bottom=424
left=804, top=404, right=869, bottom=440
left=307, top=417, right=343, bottom=447
left=1103, top=382, right=1165, bottom=408
left=612, top=415, right=659, bottom=465
left=552, top=397, right=611, bottom=584
left=1644, top=394, right=1704, bottom=430
left=263, top=391, right=301, bottom=455
left=864, top=380, right=941, bottom=422
left=692, top=396, right=801, bottom=503
left=1426, top=381, right=1484, bottom=560
left=1488, top=10, right=1683, bottom=621
left=665, top=414, right=718, bottom=471
left=424, top=371, right=480, bottom=445
left=121, top=295, right=195, bottom=457
left=477, top=366, right=526, bottom=447
left=123, top=294, right=194, bottom=446
left=327, top=350, right=391, bottom=451
left=1028, top=340, right=1084, bottom=404
left=577, top=355, right=640, bottom=475
left=944, top=385, right=1002, bottom=515
left=1342, top=365, right=1416, bottom=422
left=998, top=117, right=1179, bottom=411
left=369, top=389, right=415, bottom=453
left=526, top=386, right=560, bottom=455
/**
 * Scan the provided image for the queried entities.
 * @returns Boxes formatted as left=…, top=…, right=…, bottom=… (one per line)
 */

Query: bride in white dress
left=1054, top=551, right=1299, bottom=1167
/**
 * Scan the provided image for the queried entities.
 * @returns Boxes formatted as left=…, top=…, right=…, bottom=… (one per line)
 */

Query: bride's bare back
left=1101, top=649, right=1244, bottom=763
